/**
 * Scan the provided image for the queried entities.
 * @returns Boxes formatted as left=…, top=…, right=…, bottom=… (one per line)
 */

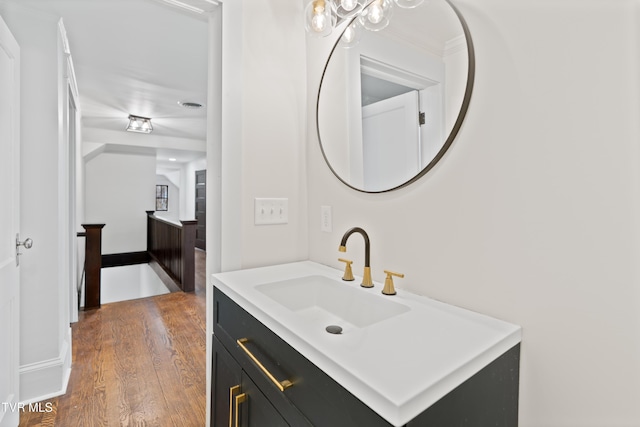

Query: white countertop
left=212, top=261, right=521, bottom=426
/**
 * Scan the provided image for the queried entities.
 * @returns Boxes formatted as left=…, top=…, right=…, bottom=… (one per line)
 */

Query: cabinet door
left=212, top=337, right=242, bottom=427
left=215, top=289, right=390, bottom=427
left=239, top=372, right=289, bottom=427
left=213, top=337, right=289, bottom=427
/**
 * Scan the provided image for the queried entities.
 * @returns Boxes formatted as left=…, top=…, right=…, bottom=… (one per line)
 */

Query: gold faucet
left=338, top=258, right=354, bottom=281
left=338, top=227, right=373, bottom=288
left=382, top=270, right=404, bottom=295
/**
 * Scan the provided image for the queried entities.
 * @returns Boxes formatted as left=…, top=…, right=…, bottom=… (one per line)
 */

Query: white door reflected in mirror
left=362, top=90, right=420, bottom=192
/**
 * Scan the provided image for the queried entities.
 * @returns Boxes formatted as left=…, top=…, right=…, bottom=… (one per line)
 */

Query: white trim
left=67, top=58, right=79, bottom=100
left=162, top=0, right=205, bottom=14
left=83, top=127, right=206, bottom=152
left=58, top=18, right=80, bottom=324
left=206, top=3, right=223, bottom=426
left=382, top=29, right=445, bottom=58
left=0, top=16, right=21, bottom=427
left=57, top=19, right=70, bottom=55
left=218, top=0, right=242, bottom=272
left=360, top=55, right=438, bottom=90
left=19, top=328, right=72, bottom=404
left=83, top=143, right=107, bottom=162
left=443, top=34, right=466, bottom=57
left=67, top=86, right=79, bottom=323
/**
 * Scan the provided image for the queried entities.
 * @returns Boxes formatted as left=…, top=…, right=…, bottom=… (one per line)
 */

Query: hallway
left=18, top=250, right=207, bottom=426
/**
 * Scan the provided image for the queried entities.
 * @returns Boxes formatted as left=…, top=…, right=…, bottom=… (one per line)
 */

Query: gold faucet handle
left=338, top=258, right=355, bottom=281
left=382, top=270, right=404, bottom=295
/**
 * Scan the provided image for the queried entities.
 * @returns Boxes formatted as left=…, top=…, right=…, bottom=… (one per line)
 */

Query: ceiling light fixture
left=359, top=0, right=394, bottom=32
left=304, top=0, right=336, bottom=38
left=126, top=115, right=153, bottom=134
left=339, top=19, right=362, bottom=48
left=305, top=0, right=425, bottom=39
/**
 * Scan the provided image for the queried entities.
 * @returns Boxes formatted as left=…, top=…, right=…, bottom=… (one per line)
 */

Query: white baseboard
left=19, top=327, right=72, bottom=404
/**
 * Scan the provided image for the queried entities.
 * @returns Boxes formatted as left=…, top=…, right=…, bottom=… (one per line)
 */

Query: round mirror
left=317, top=0, right=475, bottom=193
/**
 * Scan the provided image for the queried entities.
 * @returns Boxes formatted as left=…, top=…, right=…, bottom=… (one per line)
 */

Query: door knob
left=15, top=234, right=33, bottom=266
left=17, top=237, right=33, bottom=249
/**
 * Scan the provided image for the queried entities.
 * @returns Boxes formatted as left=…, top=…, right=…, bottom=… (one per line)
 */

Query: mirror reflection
left=317, top=0, right=474, bottom=192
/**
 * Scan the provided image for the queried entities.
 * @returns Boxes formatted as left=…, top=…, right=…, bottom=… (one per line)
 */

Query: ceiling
left=9, top=0, right=213, bottom=166
left=6, top=0, right=462, bottom=169
left=370, top=0, right=465, bottom=57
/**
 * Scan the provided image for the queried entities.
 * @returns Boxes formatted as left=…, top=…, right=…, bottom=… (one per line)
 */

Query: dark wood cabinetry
left=213, top=288, right=388, bottom=427
left=212, top=287, right=520, bottom=427
left=212, top=337, right=288, bottom=426
left=212, top=337, right=242, bottom=426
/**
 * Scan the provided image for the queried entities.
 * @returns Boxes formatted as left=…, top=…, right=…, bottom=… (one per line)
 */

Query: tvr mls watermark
left=2, top=402, right=54, bottom=413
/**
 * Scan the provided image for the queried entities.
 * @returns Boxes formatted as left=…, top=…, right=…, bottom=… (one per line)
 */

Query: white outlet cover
left=321, top=205, right=332, bottom=232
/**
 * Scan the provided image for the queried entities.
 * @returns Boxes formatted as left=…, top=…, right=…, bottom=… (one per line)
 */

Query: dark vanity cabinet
left=211, top=337, right=241, bottom=426
left=212, top=287, right=520, bottom=427
left=212, top=338, right=289, bottom=426
left=213, top=288, right=393, bottom=427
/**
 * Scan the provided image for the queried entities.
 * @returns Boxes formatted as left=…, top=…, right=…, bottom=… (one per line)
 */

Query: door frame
left=58, top=19, right=80, bottom=323
left=0, top=14, right=21, bottom=427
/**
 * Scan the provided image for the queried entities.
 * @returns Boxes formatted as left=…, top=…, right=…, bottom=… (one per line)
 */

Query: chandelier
left=304, top=0, right=425, bottom=39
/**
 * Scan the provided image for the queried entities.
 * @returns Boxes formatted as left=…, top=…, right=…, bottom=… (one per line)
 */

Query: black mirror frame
left=316, top=0, right=476, bottom=193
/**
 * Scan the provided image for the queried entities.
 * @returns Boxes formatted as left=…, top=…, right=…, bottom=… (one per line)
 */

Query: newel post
left=146, top=210, right=155, bottom=253
left=82, top=224, right=105, bottom=310
left=180, top=220, right=197, bottom=292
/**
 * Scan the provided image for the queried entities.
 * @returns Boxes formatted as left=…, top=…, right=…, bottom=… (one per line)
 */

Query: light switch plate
left=255, top=198, right=289, bottom=225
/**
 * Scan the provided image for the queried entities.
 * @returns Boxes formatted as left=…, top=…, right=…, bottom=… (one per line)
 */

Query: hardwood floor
left=19, top=250, right=207, bottom=427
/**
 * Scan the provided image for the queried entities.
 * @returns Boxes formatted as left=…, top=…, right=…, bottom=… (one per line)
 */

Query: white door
left=361, top=90, right=421, bottom=192
left=0, top=15, right=21, bottom=427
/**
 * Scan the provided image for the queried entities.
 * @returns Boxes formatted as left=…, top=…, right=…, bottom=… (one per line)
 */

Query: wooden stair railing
left=146, top=211, right=197, bottom=292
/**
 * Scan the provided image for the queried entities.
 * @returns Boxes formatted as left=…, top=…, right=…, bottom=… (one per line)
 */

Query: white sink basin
left=211, top=261, right=521, bottom=427
left=256, top=275, right=410, bottom=329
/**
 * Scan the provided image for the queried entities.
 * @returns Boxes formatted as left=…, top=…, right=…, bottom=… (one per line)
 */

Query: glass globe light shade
left=359, top=0, right=393, bottom=31
left=339, top=20, right=362, bottom=48
left=305, top=0, right=336, bottom=37
left=394, top=0, right=425, bottom=8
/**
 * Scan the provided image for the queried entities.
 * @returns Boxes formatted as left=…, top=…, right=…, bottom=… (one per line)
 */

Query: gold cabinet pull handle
left=229, top=385, right=240, bottom=427
left=235, top=393, right=246, bottom=427
left=236, top=338, right=293, bottom=392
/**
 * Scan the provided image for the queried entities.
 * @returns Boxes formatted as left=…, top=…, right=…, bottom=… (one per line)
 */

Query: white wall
left=205, top=1, right=308, bottom=424
left=85, top=152, right=156, bottom=254
left=443, top=38, right=467, bottom=135
left=306, top=0, right=640, bottom=426
left=156, top=174, right=180, bottom=220
left=218, top=0, right=308, bottom=270
left=0, top=2, right=73, bottom=403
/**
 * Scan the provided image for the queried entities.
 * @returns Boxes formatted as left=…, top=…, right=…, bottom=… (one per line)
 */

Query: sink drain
left=325, top=325, right=343, bottom=335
